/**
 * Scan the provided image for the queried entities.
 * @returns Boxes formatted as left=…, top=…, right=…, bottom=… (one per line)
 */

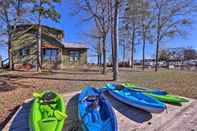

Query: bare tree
left=139, top=0, right=154, bottom=70
left=123, top=0, right=141, bottom=69
left=183, top=48, right=197, bottom=60
left=0, top=0, right=30, bottom=70
left=159, top=48, right=170, bottom=61
left=82, top=28, right=103, bottom=67
left=71, top=0, right=111, bottom=74
left=151, top=0, right=197, bottom=71
left=97, top=37, right=102, bottom=66
left=111, top=0, right=120, bottom=80
left=119, top=23, right=131, bottom=63
left=31, top=0, right=61, bottom=72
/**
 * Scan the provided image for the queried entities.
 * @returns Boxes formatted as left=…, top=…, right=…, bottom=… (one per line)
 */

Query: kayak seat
left=102, top=118, right=113, bottom=130
left=39, top=117, right=57, bottom=131
left=83, top=113, right=93, bottom=124
left=86, top=122, right=102, bottom=130
left=99, top=107, right=109, bottom=121
left=91, top=110, right=102, bottom=123
left=98, top=99, right=111, bottom=121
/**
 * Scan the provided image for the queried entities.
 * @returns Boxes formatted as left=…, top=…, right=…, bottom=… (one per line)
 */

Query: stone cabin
left=11, top=24, right=88, bottom=70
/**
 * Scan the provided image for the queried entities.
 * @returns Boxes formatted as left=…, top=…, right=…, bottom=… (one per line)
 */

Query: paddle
left=33, top=92, right=42, bottom=98
left=54, top=110, right=67, bottom=120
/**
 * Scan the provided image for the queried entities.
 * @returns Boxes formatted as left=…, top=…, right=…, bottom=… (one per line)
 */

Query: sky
left=1, top=1, right=197, bottom=63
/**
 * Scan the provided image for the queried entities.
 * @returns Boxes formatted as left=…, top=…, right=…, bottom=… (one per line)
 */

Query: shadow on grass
left=0, top=80, right=17, bottom=92
left=12, top=69, right=102, bottom=75
left=104, top=92, right=152, bottom=123
left=47, top=69, right=102, bottom=75
left=0, top=74, right=113, bottom=82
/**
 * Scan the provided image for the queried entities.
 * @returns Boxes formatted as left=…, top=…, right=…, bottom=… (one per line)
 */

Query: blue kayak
left=78, top=86, right=117, bottom=131
left=106, top=83, right=166, bottom=113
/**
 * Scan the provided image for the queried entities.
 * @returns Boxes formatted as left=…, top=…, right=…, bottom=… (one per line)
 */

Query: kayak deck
left=78, top=87, right=117, bottom=131
left=123, top=83, right=188, bottom=104
left=3, top=91, right=197, bottom=131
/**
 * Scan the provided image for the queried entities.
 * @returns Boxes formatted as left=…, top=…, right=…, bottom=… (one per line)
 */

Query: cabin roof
left=62, top=42, right=88, bottom=49
left=14, top=24, right=64, bottom=34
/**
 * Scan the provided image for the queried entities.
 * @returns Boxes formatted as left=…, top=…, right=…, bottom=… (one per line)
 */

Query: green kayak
left=122, top=83, right=188, bottom=104
left=29, top=91, right=67, bottom=131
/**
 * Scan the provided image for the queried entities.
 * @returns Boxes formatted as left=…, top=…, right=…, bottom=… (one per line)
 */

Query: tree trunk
left=97, top=40, right=100, bottom=66
left=99, top=53, right=102, bottom=67
left=142, top=35, right=146, bottom=70
left=98, top=38, right=102, bottom=67
left=36, top=0, right=42, bottom=72
left=7, top=30, right=14, bottom=70
left=131, top=28, right=135, bottom=69
left=8, top=0, right=21, bottom=71
left=155, top=11, right=161, bottom=72
left=155, top=40, right=159, bottom=72
left=102, top=36, right=106, bottom=74
left=123, top=44, right=126, bottom=62
left=37, top=20, right=42, bottom=72
left=111, top=28, right=115, bottom=73
left=112, top=0, right=119, bottom=81
left=8, top=37, right=14, bottom=70
left=110, top=0, right=115, bottom=73
left=98, top=52, right=101, bottom=67
left=97, top=54, right=100, bottom=66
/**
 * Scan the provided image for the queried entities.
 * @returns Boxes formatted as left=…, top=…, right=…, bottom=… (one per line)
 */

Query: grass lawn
left=0, top=68, right=197, bottom=128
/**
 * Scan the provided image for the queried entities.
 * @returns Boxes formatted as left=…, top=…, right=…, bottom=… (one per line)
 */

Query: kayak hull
left=123, top=83, right=188, bottom=104
left=29, top=91, right=66, bottom=131
left=108, top=90, right=165, bottom=113
left=107, top=83, right=166, bottom=113
left=78, top=86, right=117, bottom=131
left=144, top=93, right=188, bottom=104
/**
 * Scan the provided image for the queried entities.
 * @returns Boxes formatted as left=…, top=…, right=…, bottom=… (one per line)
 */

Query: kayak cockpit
left=78, top=87, right=117, bottom=131
left=82, top=95, right=112, bottom=124
left=29, top=91, right=66, bottom=131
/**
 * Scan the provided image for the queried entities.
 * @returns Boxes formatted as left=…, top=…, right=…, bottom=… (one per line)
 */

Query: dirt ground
left=0, top=67, right=197, bottom=129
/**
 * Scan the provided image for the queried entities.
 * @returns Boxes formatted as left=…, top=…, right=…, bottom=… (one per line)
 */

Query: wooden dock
left=3, top=91, right=197, bottom=131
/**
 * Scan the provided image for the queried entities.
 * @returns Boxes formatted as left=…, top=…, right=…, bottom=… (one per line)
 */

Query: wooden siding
left=12, top=33, right=38, bottom=69
left=61, top=48, right=87, bottom=68
left=14, top=24, right=64, bottom=40
left=11, top=25, right=87, bottom=70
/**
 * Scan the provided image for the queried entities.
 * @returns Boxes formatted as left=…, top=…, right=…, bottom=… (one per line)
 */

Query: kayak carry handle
left=33, top=92, right=42, bottom=98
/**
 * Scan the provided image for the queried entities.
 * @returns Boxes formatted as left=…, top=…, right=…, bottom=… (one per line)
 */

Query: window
left=42, top=48, right=58, bottom=62
left=20, top=48, right=29, bottom=56
left=69, top=51, right=80, bottom=62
